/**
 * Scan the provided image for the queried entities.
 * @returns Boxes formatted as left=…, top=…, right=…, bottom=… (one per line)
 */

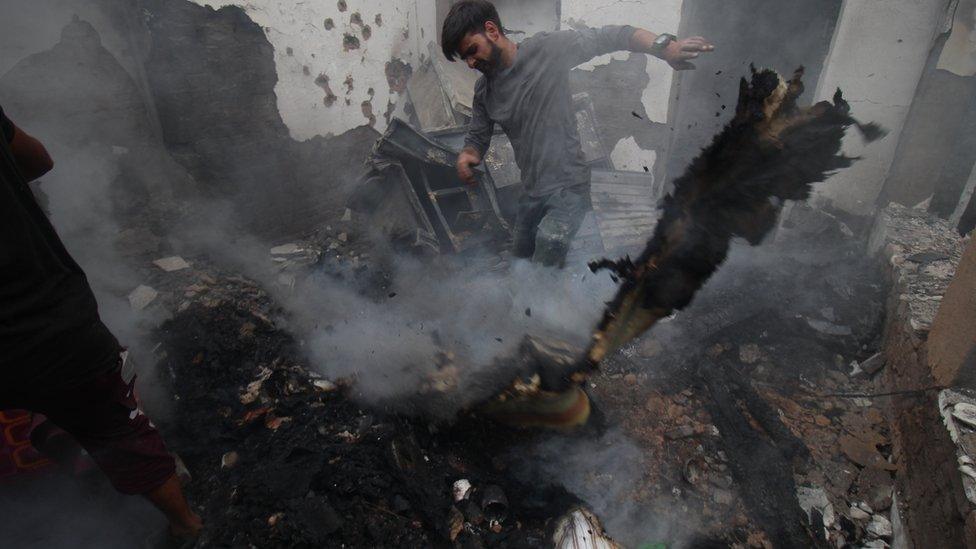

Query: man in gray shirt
left=442, top=0, right=713, bottom=267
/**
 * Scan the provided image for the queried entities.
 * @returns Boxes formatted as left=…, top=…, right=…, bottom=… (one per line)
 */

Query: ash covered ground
left=2, top=204, right=893, bottom=548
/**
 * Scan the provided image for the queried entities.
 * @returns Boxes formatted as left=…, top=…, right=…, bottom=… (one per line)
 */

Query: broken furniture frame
left=373, top=118, right=510, bottom=253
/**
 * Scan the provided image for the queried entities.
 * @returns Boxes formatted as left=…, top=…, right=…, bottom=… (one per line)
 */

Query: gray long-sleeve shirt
left=464, top=25, right=636, bottom=197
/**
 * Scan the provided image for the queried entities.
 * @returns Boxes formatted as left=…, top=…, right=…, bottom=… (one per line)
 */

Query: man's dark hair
left=441, top=0, right=503, bottom=61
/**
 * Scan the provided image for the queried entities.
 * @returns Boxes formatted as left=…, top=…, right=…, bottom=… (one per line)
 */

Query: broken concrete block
left=797, top=486, right=835, bottom=530
left=551, top=507, right=619, bottom=549
left=866, top=514, right=892, bottom=539
left=860, top=352, right=886, bottom=375
left=221, top=451, right=239, bottom=469
left=312, top=379, right=337, bottom=392
left=953, top=402, right=976, bottom=429
left=840, top=435, right=897, bottom=470
left=128, top=285, right=158, bottom=310
left=712, top=487, right=734, bottom=505
left=453, top=479, right=472, bottom=502
left=849, top=504, right=871, bottom=521
left=153, top=255, right=191, bottom=272
left=270, top=243, right=305, bottom=256
left=665, top=425, right=696, bottom=440
left=806, top=318, right=853, bottom=336
left=341, top=208, right=352, bottom=222
left=738, top=343, right=762, bottom=364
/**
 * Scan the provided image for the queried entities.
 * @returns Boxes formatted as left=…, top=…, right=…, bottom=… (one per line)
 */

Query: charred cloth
left=584, top=67, right=884, bottom=368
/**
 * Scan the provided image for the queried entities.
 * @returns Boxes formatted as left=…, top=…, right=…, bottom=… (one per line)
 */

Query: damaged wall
left=141, top=0, right=381, bottom=238
left=811, top=0, right=952, bottom=215
left=562, top=0, right=683, bottom=189
left=187, top=0, right=436, bottom=139
left=879, top=33, right=976, bottom=214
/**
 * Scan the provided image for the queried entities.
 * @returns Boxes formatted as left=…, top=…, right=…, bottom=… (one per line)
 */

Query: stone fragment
left=849, top=504, right=870, bottom=521
left=712, top=488, right=733, bottom=505
left=839, top=435, right=896, bottom=470
left=665, top=425, right=696, bottom=439
left=640, top=337, right=663, bottom=357
left=807, top=318, right=853, bottom=336
left=857, top=467, right=894, bottom=511
left=153, top=255, right=191, bottom=272
left=341, top=208, right=352, bottom=221
left=270, top=243, right=305, bottom=256
left=312, top=379, right=337, bottom=392
left=128, top=285, right=158, bottom=310
left=453, top=479, right=472, bottom=502
left=860, top=352, right=885, bottom=375
left=738, top=343, right=762, bottom=364
left=448, top=506, right=464, bottom=541
left=953, top=402, right=976, bottom=429
left=866, top=514, right=892, bottom=539
left=221, top=451, right=239, bottom=469
left=797, top=486, right=835, bottom=530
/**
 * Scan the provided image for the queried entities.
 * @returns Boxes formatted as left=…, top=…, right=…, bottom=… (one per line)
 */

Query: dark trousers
left=513, top=184, right=589, bottom=267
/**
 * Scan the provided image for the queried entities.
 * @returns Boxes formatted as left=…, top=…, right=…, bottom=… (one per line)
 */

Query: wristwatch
left=650, top=33, right=677, bottom=57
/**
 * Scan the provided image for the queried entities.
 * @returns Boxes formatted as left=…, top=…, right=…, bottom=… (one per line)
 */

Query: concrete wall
left=812, top=0, right=952, bottom=215
left=928, top=236, right=976, bottom=386
left=561, top=0, right=683, bottom=189
left=562, top=0, right=682, bottom=125
left=189, top=0, right=437, bottom=140
left=665, top=0, right=842, bottom=184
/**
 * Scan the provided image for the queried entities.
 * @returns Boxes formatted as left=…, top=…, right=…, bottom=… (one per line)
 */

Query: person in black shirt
left=0, top=105, right=202, bottom=541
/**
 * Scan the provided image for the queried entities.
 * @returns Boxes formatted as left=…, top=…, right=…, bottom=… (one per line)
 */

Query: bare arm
left=8, top=123, right=54, bottom=182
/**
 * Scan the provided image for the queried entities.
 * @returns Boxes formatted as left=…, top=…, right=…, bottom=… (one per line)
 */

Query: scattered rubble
left=551, top=507, right=621, bottom=549
left=127, top=284, right=158, bottom=310
left=153, top=255, right=191, bottom=272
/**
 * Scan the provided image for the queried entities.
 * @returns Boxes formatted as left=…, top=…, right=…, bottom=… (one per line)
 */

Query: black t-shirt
left=0, top=105, right=119, bottom=394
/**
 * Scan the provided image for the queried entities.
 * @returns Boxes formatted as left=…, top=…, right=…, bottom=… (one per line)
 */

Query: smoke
left=509, top=427, right=704, bottom=547
left=292, top=257, right=615, bottom=404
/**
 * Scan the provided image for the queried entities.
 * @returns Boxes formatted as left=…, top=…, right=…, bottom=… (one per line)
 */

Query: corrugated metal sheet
left=590, top=169, right=658, bottom=253
left=407, top=62, right=457, bottom=131
left=427, top=42, right=481, bottom=117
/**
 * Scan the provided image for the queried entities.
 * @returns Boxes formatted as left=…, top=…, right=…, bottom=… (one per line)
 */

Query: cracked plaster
left=812, top=0, right=950, bottom=215
left=190, top=0, right=435, bottom=140
left=561, top=0, right=683, bottom=124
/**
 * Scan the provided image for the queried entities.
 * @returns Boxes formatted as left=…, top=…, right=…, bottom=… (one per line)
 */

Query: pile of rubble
left=578, top=211, right=901, bottom=547
left=150, top=266, right=576, bottom=546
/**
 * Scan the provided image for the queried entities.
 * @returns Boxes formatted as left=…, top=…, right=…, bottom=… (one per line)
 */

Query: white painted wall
left=494, top=0, right=559, bottom=42
left=812, top=0, right=951, bottom=215
left=191, top=0, right=437, bottom=140
left=561, top=0, right=684, bottom=125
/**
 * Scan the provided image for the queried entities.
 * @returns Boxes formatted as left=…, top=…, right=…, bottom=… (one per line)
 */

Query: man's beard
left=474, top=42, right=504, bottom=75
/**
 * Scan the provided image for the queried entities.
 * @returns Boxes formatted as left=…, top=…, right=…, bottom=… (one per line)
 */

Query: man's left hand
left=663, top=36, right=714, bottom=70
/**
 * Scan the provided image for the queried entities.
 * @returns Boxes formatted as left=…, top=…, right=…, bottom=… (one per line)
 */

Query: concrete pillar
left=950, top=161, right=976, bottom=232
left=928, top=236, right=976, bottom=387
left=812, top=0, right=951, bottom=215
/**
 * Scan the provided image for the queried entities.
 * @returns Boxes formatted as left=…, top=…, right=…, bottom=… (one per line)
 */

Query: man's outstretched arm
left=628, top=29, right=713, bottom=70
left=562, top=26, right=713, bottom=71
